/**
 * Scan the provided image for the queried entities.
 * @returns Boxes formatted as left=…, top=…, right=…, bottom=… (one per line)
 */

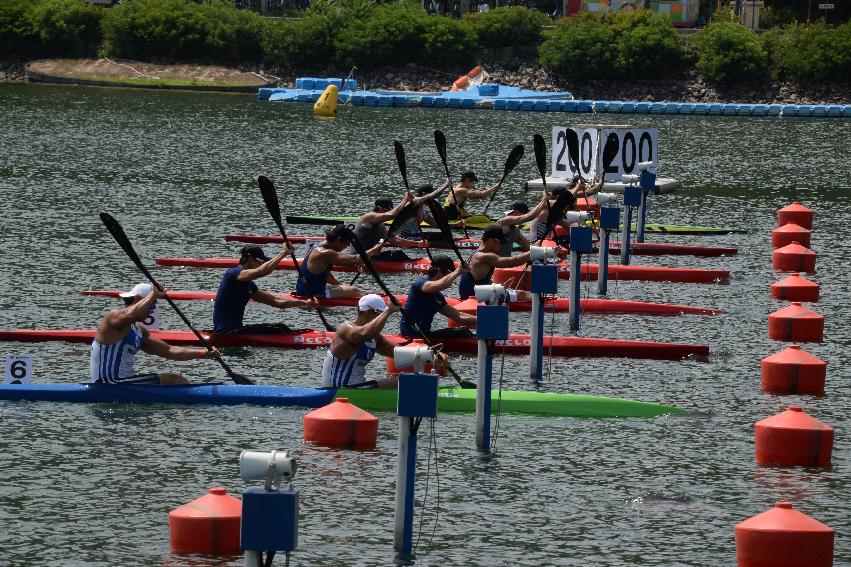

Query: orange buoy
left=777, top=202, right=814, bottom=229
left=386, top=340, right=446, bottom=376
left=755, top=406, right=833, bottom=466
left=169, top=487, right=242, bottom=554
left=761, top=345, right=827, bottom=395
left=768, top=302, right=824, bottom=342
left=735, top=502, right=833, bottom=566
left=303, top=398, right=378, bottom=449
left=770, top=273, right=819, bottom=303
left=771, top=223, right=811, bottom=249
left=772, top=242, right=816, bottom=273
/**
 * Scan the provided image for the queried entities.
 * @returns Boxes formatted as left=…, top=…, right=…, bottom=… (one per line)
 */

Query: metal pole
left=393, top=418, right=416, bottom=558
left=597, top=228, right=609, bottom=295
left=530, top=292, right=544, bottom=382
left=568, top=250, right=581, bottom=331
left=620, top=206, right=632, bottom=266
left=636, top=189, right=648, bottom=243
left=476, top=340, right=491, bottom=451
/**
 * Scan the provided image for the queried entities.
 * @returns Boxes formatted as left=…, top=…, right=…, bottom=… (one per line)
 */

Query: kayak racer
left=397, top=181, right=450, bottom=240
left=495, top=191, right=550, bottom=257
left=296, top=224, right=383, bottom=300
left=529, top=177, right=603, bottom=243
left=400, top=255, right=477, bottom=340
left=443, top=170, right=501, bottom=220
left=346, top=195, right=423, bottom=261
left=213, top=244, right=315, bottom=334
left=90, top=284, right=219, bottom=385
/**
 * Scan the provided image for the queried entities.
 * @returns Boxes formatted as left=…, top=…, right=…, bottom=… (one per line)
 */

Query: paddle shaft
left=435, top=130, right=470, bottom=239
left=99, top=213, right=250, bottom=384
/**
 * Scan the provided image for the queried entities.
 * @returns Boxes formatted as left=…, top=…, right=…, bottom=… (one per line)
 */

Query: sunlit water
left=0, top=83, right=849, bottom=566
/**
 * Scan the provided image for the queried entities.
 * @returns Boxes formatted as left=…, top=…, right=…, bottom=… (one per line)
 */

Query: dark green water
left=0, top=83, right=849, bottom=566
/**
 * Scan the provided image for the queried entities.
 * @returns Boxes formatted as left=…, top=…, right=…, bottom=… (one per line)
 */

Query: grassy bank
left=2, top=0, right=849, bottom=88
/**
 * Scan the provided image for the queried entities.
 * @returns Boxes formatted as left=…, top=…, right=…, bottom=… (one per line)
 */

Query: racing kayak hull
left=155, top=257, right=730, bottom=284
left=0, top=383, right=686, bottom=418
left=225, top=234, right=737, bottom=257
left=0, top=329, right=710, bottom=360
left=283, top=214, right=746, bottom=236
left=81, top=290, right=723, bottom=316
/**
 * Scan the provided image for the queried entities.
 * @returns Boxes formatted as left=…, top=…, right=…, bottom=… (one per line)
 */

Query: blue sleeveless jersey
left=213, top=267, right=258, bottom=333
left=295, top=247, right=331, bottom=297
left=321, top=337, right=377, bottom=387
left=90, top=324, right=144, bottom=382
left=400, top=277, right=446, bottom=337
left=458, top=262, right=495, bottom=299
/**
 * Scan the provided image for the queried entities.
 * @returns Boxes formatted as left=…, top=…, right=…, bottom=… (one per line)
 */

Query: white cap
left=119, top=283, right=153, bottom=299
left=358, top=294, right=386, bottom=313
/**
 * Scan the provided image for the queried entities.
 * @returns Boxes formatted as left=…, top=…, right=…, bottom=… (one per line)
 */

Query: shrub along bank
left=1, top=0, right=850, bottom=88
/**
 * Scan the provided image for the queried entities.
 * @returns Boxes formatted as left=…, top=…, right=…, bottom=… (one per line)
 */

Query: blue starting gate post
left=239, top=450, right=299, bottom=567
left=619, top=184, right=643, bottom=266
left=568, top=226, right=593, bottom=332
left=597, top=206, right=621, bottom=295
left=393, top=345, right=439, bottom=562
left=472, top=288, right=509, bottom=451
left=636, top=163, right=657, bottom=243
left=529, top=247, right=559, bottom=382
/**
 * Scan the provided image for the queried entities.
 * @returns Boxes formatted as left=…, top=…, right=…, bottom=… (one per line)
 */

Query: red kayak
left=82, top=290, right=722, bottom=316
left=225, top=234, right=737, bottom=257
left=0, top=329, right=709, bottom=360
left=155, top=257, right=729, bottom=284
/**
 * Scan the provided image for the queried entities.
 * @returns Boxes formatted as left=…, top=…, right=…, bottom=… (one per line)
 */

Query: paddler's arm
left=373, top=335, right=400, bottom=389
left=439, top=303, right=476, bottom=326
left=466, top=182, right=501, bottom=199
left=237, top=244, right=292, bottom=281
left=319, top=247, right=362, bottom=267
left=251, top=290, right=316, bottom=310
left=361, top=194, right=412, bottom=227
left=409, top=181, right=448, bottom=207
left=584, top=178, right=604, bottom=197
left=141, top=329, right=221, bottom=361
left=421, top=266, right=462, bottom=294
left=338, top=303, right=399, bottom=343
left=493, top=250, right=532, bottom=268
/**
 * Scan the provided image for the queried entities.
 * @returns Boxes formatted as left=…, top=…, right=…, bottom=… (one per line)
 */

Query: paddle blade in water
left=601, top=133, right=619, bottom=180
left=394, top=140, right=409, bottom=189
left=533, top=134, right=547, bottom=181
left=566, top=128, right=581, bottom=175
left=387, top=202, right=418, bottom=237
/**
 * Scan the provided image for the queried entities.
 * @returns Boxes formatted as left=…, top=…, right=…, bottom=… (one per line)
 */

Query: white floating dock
left=524, top=176, right=681, bottom=195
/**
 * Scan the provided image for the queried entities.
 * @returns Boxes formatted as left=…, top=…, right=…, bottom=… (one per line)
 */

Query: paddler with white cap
left=321, top=294, right=402, bottom=388
left=90, top=283, right=220, bottom=385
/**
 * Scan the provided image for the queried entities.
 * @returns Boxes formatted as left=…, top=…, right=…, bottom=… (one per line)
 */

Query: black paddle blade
left=100, top=212, right=149, bottom=276
left=601, top=133, right=619, bottom=180
left=387, top=202, right=418, bottom=237
left=533, top=134, right=547, bottom=182
left=566, top=128, right=581, bottom=175
left=230, top=372, right=254, bottom=385
left=499, top=144, right=525, bottom=184
left=426, top=199, right=466, bottom=267
left=258, top=175, right=284, bottom=230
left=543, top=190, right=578, bottom=239
left=393, top=140, right=409, bottom=190
left=434, top=129, right=448, bottom=166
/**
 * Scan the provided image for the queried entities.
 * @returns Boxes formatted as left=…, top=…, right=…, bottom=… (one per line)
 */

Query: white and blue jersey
left=89, top=324, right=158, bottom=384
left=321, top=335, right=377, bottom=388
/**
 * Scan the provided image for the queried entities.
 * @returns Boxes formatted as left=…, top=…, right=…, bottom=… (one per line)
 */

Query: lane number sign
left=551, top=127, right=599, bottom=179
left=597, top=128, right=658, bottom=179
left=5, top=355, right=32, bottom=384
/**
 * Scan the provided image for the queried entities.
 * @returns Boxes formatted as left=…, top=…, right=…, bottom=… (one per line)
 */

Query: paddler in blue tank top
left=458, top=225, right=567, bottom=302
left=296, top=224, right=384, bottom=300
left=90, top=284, right=219, bottom=385
left=213, top=244, right=315, bottom=334
left=400, top=255, right=477, bottom=339
left=443, top=170, right=501, bottom=220
left=321, top=294, right=402, bottom=388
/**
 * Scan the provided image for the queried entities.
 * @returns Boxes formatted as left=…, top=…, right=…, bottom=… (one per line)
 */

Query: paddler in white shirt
left=90, top=284, right=220, bottom=385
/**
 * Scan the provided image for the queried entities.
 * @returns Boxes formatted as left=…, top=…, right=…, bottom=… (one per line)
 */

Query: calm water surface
left=0, top=83, right=849, bottom=566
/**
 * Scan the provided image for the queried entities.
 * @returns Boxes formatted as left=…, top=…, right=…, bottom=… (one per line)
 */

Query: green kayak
left=335, top=387, right=686, bottom=418
left=285, top=214, right=746, bottom=236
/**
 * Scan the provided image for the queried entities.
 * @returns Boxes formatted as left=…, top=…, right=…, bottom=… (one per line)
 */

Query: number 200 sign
left=597, top=128, right=658, bottom=179
left=551, top=127, right=599, bottom=179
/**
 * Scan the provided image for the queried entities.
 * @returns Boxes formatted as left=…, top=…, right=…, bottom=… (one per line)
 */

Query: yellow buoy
left=313, top=84, right=338, bottom=118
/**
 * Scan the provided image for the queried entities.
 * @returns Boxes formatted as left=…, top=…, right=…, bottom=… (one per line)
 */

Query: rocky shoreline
left=4, top=58, right=849, bottom=105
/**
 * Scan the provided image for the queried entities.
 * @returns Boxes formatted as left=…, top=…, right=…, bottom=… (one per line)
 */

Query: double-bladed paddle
left=99, top=212, right=253, bottom=385
left=434, top=129, right=470, bottom=239
left=426, top=198, right=467, bottom=269
left=257, top=175, right=335, bottom=332
left=341, top=227, right=476, bottom=389
left=393, top=140, right=433, bottom=261
left=482, top=144, right=525, bottom=216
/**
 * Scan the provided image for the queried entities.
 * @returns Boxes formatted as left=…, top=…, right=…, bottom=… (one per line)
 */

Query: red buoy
left=169, top=487, right=242, bottom=554
left=735, top=502, right=833, bottom=566
left=772, top=242, right=816, bottom=273
left=303, top=398, right=378, bottom=449
left=761, top=345, right=827, bottom=395
left=768, top=302, right=824, bottom=342
left=755, top=406, right=833, bottom=466
left=771, top=223, right=811, bottom=249
left=770, top=273, right=819, bottom=303
left=777, top=202, right=814, bottom=230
